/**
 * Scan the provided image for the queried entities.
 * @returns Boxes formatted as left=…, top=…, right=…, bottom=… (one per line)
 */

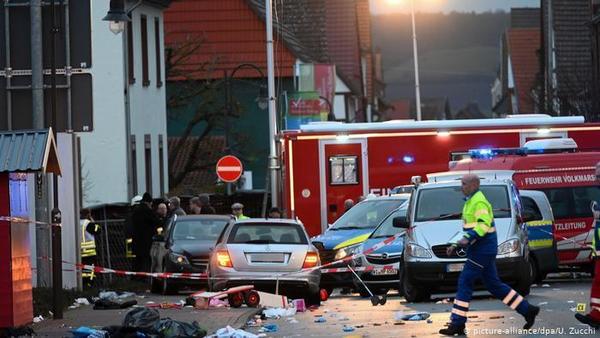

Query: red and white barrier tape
left=321, top=265, right=397, bottom=274
left=77, top=264, right=209, bottom=280
left=0, top=216, right=59, bottom=227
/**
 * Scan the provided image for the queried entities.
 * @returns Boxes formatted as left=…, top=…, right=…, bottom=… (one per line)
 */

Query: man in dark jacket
left=132, top=193, right=160, bottom=272
left=199, top=194, right=216, bottom=214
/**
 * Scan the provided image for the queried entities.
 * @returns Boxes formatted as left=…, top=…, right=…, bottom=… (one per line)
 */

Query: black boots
left=523, top=305, right=540, bottom=329
left=439, top=324, right=466, bottom=336
left=575, top=313, right=600, bottom=329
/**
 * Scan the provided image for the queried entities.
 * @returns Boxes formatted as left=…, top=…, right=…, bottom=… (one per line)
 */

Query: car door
left=520, top=190, right=558, bottom=275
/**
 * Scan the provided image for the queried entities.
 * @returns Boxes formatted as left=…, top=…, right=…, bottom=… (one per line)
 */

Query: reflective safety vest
left=462, top=190, right=498, bottom=255
left=236, top=215, right=250, bottom=220
left=126, top=238, right=136, bottom=258
left=81, top=219, right=97, bottom=258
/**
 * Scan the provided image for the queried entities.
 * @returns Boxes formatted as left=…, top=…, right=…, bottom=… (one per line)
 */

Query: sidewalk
left=31, top=293, right=259, bottom=337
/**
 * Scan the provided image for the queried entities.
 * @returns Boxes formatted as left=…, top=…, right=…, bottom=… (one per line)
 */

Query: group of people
left=127, top=192, right=284, bottom=272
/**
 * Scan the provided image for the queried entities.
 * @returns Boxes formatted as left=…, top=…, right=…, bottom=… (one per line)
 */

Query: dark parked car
left=150, top=215, right=233, bottom=294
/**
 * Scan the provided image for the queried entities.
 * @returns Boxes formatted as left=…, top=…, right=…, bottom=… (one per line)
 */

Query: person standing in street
left=189, top=196, right=202, bottom=215
left=232, top=203, right=249, bottom=220
left=575, top=161, right=600, bottom=328
left=156, top=202, right=168, bottom=231
left=199, top=194, right=216, bottom=214
left=343, top=199, right=355, bottom=213
left=131, top=193, right=160, bottom=272
left=169, top=196, right=186, bottom=216
left=268, top=207, right=282, bottom=218
left=439, top=174, right=539, bottom=336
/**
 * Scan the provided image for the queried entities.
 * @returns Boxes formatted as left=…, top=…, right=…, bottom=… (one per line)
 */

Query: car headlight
left=169, top=253, right=189, bottom=265
left=406, top=243, right=431, bottom=258
left=335, top=244, right=361, bottom=261
left=498, top=239, right=520, bottom=255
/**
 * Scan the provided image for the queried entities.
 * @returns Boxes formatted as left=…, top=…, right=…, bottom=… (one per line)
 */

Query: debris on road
left=263, top=307, right=296, bottom=319
left=33, top=315, right=44, bottom=323
left=537, top=302, right=548, bottom=306
left=154, top=319, right=207, bottom=338
left=395, top=311, right=431, bottom=321
left=123, top=307, right=160, bottom=330
left=258, top=324, right=278, bottom=333
left=542, top=284, right=550, bottom=288
left=71, top=326, right=107, bottom=338
left=314, top=317, right=327, bottom=323
left=93, top=291, right=138, bottom=310
left=209, top=326, right=259, bottom=338
left=342, top=325, right=355, bottom=332
left=292, top=299, right=306, bottom=312
left=435, top=298, right=451, bottom=304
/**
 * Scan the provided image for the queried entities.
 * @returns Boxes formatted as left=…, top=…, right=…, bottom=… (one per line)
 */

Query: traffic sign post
left=216, top=155, right=243, bottom=183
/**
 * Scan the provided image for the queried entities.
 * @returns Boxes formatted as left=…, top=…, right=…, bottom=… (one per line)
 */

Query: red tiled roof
left=168, top=136, right=225, bottom=195
left=164, top=0, right=298, bottom=80
left=507, top=28, right=540, bottom=114
left=325, top=0, right=363, bottom=97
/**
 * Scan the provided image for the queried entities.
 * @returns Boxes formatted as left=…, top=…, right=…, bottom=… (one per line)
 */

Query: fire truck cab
left=449, top=138, right=600, bottom=271
left=281, top=115, right=600, bottom=238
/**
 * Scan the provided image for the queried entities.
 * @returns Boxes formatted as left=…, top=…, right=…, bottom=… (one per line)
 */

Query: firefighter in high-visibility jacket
left=439, top=174, right=540, bottom=336
left=80, top=210, right=100, bottom=279
left=575, top=162, right=600, bottom=329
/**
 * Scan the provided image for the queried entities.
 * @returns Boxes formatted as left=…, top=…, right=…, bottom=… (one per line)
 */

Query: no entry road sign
left=216, top=155, right=243, bottom=183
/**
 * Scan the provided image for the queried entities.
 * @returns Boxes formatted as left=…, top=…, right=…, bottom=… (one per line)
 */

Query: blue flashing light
left=402, top=155, right=415, bottom=164
left=387, top=157, right=394, bottom=164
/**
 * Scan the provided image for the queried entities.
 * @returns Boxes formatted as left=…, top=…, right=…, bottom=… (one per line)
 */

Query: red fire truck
left=448, top=138, right=600, bottom=269
left=280, top=115, right=600, bottom=237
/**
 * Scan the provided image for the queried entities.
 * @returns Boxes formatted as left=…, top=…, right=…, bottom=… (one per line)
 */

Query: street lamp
left=103, top=0, right=130, bottom=35
left=387, top=0, right=422, bottom=120
left=223, top=64, right=268, bottom=193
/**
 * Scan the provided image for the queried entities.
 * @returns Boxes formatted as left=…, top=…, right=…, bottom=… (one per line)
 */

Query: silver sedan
left=209, top=218, right=322, bottom=304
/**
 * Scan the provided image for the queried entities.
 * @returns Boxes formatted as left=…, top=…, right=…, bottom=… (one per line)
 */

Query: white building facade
left=80, top=0, right=170, bottom=207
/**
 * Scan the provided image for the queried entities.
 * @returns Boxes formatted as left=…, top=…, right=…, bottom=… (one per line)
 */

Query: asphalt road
left=31, top=292, right=259, bottom=337
left=246, top=275, right=598, bottom=338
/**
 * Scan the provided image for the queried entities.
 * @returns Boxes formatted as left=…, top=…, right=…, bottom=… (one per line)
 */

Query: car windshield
left=331, top=199, right=406, bottom=230
left=370, top=208, right=408, bottom=238
left=171, top=219, right=227, bottom=241
left=415, top=185, right=511, bottom=222
left=228, top=223, right=308, bottom=244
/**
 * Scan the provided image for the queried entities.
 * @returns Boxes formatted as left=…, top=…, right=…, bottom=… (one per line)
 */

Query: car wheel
left=401, top=265, right=430, bottom=303
left=530, top=256, right=546, bottom=284
left=514, top=259, right=532, bottom=296
left=244, top=291, right=261, bottom=308
left=306, top=291, right=321, bottom=306
left=228, top=292, right=244, bottom=308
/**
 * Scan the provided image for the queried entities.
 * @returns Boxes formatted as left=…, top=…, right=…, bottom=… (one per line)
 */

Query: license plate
left=446, top=263, right=464, bottom=272
left=372, top=268, right=398, bottom=276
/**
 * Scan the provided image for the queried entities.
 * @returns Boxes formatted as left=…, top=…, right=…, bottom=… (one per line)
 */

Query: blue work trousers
left=450, top=254, right=529, bottom=326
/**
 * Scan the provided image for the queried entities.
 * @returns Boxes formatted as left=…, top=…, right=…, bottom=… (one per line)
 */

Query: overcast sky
left=371, top=0, right=540, bottom=14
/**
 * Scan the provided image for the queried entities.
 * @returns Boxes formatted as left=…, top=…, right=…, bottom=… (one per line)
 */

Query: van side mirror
left=393, top=217, right=410, bottom=229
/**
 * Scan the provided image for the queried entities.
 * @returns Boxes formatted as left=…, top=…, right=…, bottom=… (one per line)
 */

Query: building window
left=329, top=156, right=358, bottom=185
left=158, top=135, right=165, bottom=196
left=131, top=135, right=138, bottom=194
left=144, top=135, right=152, bottom=195
left=141, top=15, right=150, bottom=87
left=127, top=22, right=135, bottom=84
left=154, top=17, right=163, bottom=88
